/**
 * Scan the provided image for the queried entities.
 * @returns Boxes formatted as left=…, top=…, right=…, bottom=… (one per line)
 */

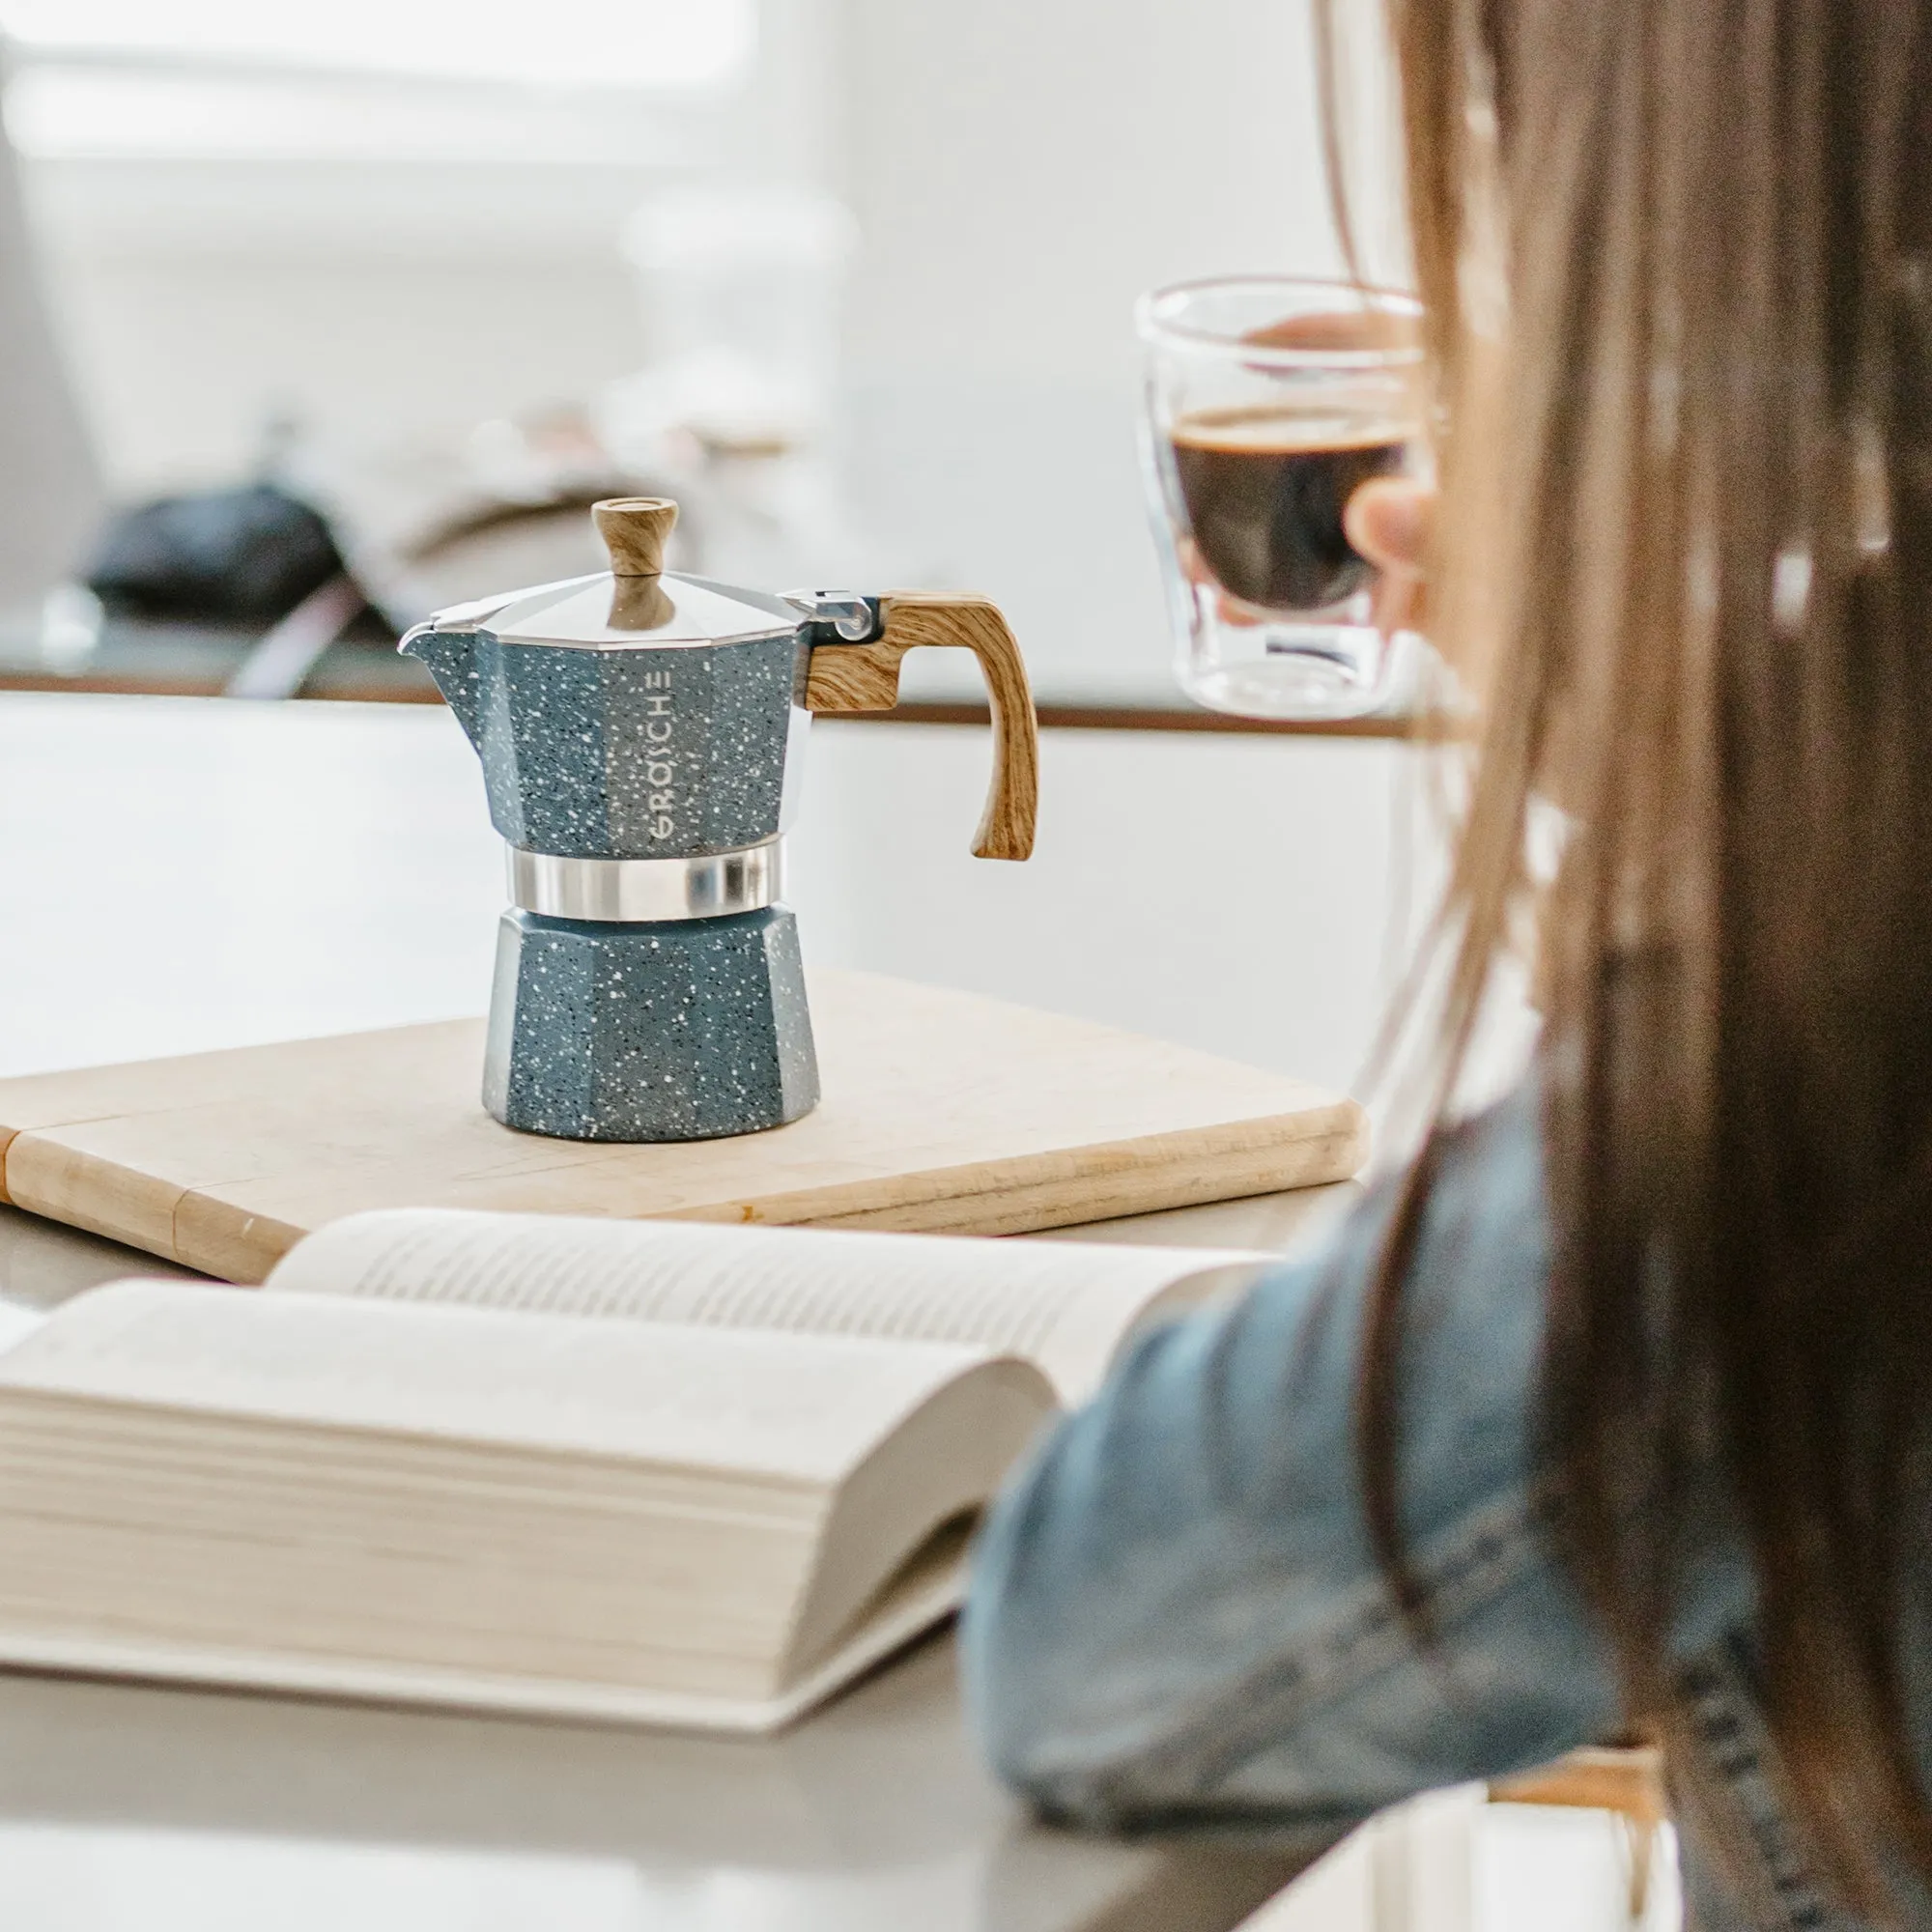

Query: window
left=0, top=0, right=754, bottom=90
left=0, top=0, right=758, bottom=163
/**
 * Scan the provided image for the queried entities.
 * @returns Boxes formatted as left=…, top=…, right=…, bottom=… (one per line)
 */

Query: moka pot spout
left=399, top=619, right=485, bottom=751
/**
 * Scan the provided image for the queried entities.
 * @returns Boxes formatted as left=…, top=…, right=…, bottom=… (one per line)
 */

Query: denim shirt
left=961, top=1083, right=1900, bottom=1931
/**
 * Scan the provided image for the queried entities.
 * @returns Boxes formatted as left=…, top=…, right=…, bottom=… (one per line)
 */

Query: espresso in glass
left=1138, top=276, right=1425, bottom=721
left=1169, top=409, right=1408, bottom=614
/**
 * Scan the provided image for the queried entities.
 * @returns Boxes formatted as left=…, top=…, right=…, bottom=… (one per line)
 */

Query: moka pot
left=401, top=497, right=1037, bottom=1142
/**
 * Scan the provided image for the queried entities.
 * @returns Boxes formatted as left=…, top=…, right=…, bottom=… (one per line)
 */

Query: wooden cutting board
left=0, top=971, right=1367, bottom=1283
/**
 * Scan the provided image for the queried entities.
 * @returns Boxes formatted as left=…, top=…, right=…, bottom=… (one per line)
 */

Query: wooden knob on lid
left=594, top=497, right=678, bottom=578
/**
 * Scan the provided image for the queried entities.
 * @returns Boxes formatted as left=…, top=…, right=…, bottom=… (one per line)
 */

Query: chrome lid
left=422, top=497, right=801, bottom=651
left=431, top=571, right=800, bottom=651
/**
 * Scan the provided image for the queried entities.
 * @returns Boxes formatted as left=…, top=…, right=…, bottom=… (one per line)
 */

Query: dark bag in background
left=84, top=483, right=347, bottom=627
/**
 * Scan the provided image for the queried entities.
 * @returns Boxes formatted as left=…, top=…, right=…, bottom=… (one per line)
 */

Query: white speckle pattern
left=482, top=906, right=819, bottom=1142
left=406, top=629, right=803, bottom=859
left=408, top=616, right=823, bottom=1142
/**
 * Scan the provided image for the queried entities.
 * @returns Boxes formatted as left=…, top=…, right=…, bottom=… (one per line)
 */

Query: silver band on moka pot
left=506, top=841, right=783, bottom=923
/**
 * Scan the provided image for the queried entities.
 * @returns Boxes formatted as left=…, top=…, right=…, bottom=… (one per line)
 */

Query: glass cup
left=1137, top=275, right=1427, bottom=721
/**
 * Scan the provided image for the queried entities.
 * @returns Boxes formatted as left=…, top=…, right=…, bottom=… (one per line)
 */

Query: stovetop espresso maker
left=402, top=497, right=1037, bottom=1142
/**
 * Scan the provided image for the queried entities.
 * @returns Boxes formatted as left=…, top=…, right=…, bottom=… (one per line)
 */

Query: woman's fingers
left=1348, top=477, right=1435, bottom=638
left=1345, top=476, right=1435, bottom=576
left=1370, top=568, right=1427, bottom=639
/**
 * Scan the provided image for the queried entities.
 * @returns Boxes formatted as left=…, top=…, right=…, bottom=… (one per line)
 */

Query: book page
left=266, top=1211, right=1269, bottom=1401
left=0, top=1280, right=1035, bottom=1488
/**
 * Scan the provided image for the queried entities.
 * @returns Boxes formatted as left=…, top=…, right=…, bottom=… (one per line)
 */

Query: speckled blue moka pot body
left=403, top=553, right=825, bottom=1144
left=405, top=625, right=804, bottom=861
left=482, top=906, right=817, bottom=1142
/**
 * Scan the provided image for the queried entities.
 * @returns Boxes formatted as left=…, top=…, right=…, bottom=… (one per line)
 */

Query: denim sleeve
left=960, top=1085, right=1623, bottom=1840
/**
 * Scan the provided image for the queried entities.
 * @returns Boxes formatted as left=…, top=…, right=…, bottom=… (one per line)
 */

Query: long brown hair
left=1324, top=0, right=1932, bottom=1907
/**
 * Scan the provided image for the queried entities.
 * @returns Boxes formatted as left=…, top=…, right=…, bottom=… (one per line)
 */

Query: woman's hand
left=1346, top=476, right=1435, bottom=636
left=1345, top=476, right=1432, bottom=572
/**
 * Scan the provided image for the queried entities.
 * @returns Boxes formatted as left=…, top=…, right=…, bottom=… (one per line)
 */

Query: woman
left=963, top=4, right=1932, bottom=1926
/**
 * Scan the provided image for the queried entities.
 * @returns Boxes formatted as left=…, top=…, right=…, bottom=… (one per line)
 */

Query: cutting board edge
left=6, top=1097, right=1369, bottom=1285
left=656, top=1099, right=1369, bottom=1233
left=4, top=1130, right=190, bottom=1265
left=174, top=1198, right=313, bottom=1287
left=758, top=1117, right=1370, bottom=1236
left=176, top=1095, right=1368, bottom=1262
left=6, top=1123, right=331, bottom=1280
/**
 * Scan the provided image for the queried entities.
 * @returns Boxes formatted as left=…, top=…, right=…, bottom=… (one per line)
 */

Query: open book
left=0, top=1212, right=1270, bottom=1732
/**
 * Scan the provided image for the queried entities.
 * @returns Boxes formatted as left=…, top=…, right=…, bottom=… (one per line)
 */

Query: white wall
left=831, top=0, right=1338, bottom=382
left=793, top=722, right=1420, bottom=1098
left=830, top=0, right=1337, bottom=693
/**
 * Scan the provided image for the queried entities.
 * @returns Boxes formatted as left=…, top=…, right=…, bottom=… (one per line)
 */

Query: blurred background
left=0, top=0, right=1386, bottom=700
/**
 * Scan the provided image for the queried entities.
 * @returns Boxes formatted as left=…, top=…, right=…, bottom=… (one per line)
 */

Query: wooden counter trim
left=873, top=700, right=1435, bottom=739
left=1491, top=1747, right=1667, bottom=1827
left=0, top=668, right=1443, bottom=739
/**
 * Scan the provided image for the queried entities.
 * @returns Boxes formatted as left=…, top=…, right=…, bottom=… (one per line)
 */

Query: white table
left=0, top=692, right=1399, bottom=1932
left=0, top=694, right=1657, bottom=1932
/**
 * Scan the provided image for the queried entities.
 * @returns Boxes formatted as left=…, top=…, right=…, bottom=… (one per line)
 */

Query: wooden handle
left=804, top=592, right=1038, bottom=861
left=593, top=497, right=678, bottom=577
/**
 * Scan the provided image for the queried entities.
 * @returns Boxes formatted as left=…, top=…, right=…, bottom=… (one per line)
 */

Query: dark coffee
left=1170, top=411, right=1409, bottom=612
